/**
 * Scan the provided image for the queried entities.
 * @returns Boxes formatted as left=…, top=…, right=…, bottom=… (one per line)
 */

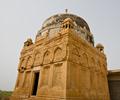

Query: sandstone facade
left=11, top=13, right=110, bottom=100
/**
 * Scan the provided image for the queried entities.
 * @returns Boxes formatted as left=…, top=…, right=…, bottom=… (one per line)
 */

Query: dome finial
left=65, top=9, right=68, bottom=13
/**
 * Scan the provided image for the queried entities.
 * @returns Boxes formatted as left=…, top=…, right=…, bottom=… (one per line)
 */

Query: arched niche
left=96, top=60, right=101, bottom=72
left=43, top=50, right=51, bottom=64
left=26, top=56, right=33, bottom=69
left=102, top=64, right=107, bottom=75
left=81, top=53, right=88, bottom=67
left=20, top=58, right=26, bottom=69
left=33, top=52, right=41, bottom=67
left=71, top=47, right=80, bottom=64
left=53, top=47, right=62, bottom=62
left=89, top=57, right=96, bottom=68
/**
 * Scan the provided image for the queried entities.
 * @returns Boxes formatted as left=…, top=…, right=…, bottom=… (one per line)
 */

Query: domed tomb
left=11, top=12, right=110, bottom=100
left=36, top=13, right=94, bottom=45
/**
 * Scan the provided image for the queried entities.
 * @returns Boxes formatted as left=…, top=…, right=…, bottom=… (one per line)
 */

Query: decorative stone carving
left=23, top=72, right=31, bottom=88
left=20, top=59, right=26, bottom=68
left=53, top=47, right=62, bottom=62
left=24, top=38, right=33, bottom=47
left=89, top=58, right=99, bottom=99
left=52, top=63, right=63, bottom=88
left=41, top=66, right=50, bottom=86
left=90, top=69, right=97, bottom=94
left=26, top=56, right=33, bottom=69
left=81, top=53, right=88, bottom=69
left=78, top=65, right=90, bottom=95
left=43, top=50, right=51, bottom=65
left=33, top=52, right=41, bottom=66
left=96, top=43, right=104, bottom=53
left=72, top=47, right=79, bottom=56
left=69, top=63, right=78, bottom=89
left=97, top=61, right=101, bottom=71
left=18, top=59, right=26, bottom=72
left=71, top=47, right=80, bottom=64
left=61, top=18, right=74, bottom=30
left=16, top=72, right=24, bottom=88
left=89, top=57, right=95, bottom=68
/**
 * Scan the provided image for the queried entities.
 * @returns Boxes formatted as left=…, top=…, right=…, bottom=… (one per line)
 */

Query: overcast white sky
left=0, top=0, right=120, bottom=91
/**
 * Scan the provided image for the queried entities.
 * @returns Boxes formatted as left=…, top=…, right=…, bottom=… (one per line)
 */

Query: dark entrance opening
left=32, top=72, right=39, bottom=95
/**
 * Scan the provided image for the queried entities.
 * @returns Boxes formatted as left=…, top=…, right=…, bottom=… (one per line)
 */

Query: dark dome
left=42, top=13, right=90, bottom=32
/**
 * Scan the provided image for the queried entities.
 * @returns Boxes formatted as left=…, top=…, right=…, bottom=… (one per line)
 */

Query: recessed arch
left=53, top=47, right=62, bottom=62
left=43, top=50, right=51, bottom=64
left=33, top=52, right=41, bottom=66
left=90, top=57, right=96, bottom=67
left=26, top=56, right=33, bottom=69
left=81, top=53, right=88, bottom=67
left=20, top=58, right=26, bottom=69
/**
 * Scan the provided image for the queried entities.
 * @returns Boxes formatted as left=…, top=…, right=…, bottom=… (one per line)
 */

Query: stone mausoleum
left=11, top=12, right=110, bottom=100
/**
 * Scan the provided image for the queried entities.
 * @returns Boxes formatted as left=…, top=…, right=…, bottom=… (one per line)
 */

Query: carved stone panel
left=52, top=63, right=63, bottom=88
left=34, top=52, right=41, bottom=66
left=81, top=53, right=88, bottom=69
left=41, top=66, right=50, bottom=86
left=72, top=47, right=79, bottom=56
left=53, top=47, right=63, bottom=62
left=43, top=51, right=51, bottom=65
left=71, top=48, right=80, bottom=64
left=26, top=56, right=33, bottom=69
left=96, top=60, right=101, bottom=72
left=89, top=57, right=96, bottom=71
left=23, top=72, right=31, bottom=88
left=69, top=63, right=78, bottom=89
left=90, top=70, right=97, bottom=97
left=79, top=68, right=90, bottom=95
left=16, top=72, right=24, bottom=88
left=20, top=59, right=26, bottom=69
